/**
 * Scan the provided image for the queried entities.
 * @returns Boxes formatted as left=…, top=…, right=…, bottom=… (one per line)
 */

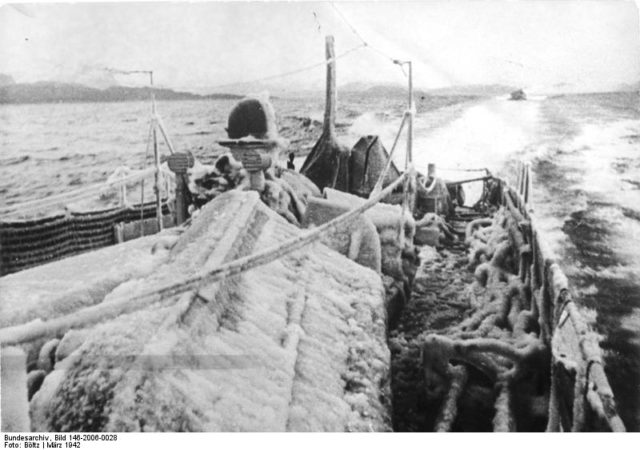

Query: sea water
left=1, top=92, right=638, bottom=430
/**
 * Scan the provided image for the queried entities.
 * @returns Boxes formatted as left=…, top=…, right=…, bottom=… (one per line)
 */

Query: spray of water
left=347, top=97, right=543, bottom=203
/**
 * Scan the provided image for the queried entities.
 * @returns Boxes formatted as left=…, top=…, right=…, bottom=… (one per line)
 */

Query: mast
left=323, top=35, right=337, bottom=139
left=300, top=35, right=349, bottom=191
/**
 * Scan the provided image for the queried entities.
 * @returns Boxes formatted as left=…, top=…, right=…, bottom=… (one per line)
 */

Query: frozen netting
left=0, top=200, right=172, bottom=275
left=26, top=190, right=391, bottom=432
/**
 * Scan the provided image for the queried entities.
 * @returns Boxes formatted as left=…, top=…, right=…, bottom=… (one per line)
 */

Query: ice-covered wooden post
left=301, top=35, right=351, bottom=192
left=323, top=35, right=337, bottom=140
left=403, top=60, right=416, bottom=214
left=406, top=61, right=414, bottom=169
left=1, top=346, right=30, bottom=431
left=167, top=152, right=195, bottom=225
left=149, top=71, right=164, bottom=233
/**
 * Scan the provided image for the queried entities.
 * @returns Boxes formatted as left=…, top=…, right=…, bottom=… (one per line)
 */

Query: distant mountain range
left=0, top=79, right=242, bottom=104
left=1, top=75, right=637, bottom=104
left=162, top=82, right=521, bottom=99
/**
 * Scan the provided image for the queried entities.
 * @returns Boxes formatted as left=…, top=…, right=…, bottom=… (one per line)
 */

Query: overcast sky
left=1, top=1, right=639, bottom=93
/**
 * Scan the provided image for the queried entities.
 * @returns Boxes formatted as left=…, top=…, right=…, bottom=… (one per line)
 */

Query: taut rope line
left=202, top=44, right=367, bottom=92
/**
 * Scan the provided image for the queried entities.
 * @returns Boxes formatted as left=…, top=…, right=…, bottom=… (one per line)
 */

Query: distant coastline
left=1, top=78, right=636, bottom=105
left=0, top=81, right=242, bottom=105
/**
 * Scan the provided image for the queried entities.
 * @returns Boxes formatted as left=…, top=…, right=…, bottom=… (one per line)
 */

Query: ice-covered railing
left=0, top=77, right=182, bottom=274
left=0, top=166, right=175, bottom=275
left=0, top=166, right=174, bottom=220
left=503, top=161, right=625, bottom=431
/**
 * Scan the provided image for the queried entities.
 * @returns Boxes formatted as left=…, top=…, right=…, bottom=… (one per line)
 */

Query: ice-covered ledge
left=15, top=191, right=391, bottom=432
left=0, top=230, right=178, bottom=330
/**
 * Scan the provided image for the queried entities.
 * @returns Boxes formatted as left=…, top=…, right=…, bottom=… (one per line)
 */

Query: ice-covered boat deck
left=2, top=191, right=392, bottom=432
left=390, top=244, right=487, bottom=431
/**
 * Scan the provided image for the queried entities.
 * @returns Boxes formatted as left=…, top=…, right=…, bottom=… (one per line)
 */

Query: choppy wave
left=2, top=155, right=30, bottom=165
left=533, top=94, right=640, bottom=430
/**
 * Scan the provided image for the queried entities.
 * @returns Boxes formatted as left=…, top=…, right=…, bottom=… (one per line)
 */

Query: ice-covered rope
left=0, top=172, right=408, bottom=346
left=0, top=168, right=155, bottom=218
left=369, top=112, right=408, bottom=198
left=430, top=166, right=489, bottom=173
left=0, top=167, right=174, bottom=220
left=154, top=113, right=176, bottom=155
left=104, top=68, right=152, bottom=76
left=106, top=52, right=363, bottom=94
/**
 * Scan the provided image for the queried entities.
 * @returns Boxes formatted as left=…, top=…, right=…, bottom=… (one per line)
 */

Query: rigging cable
left=104, top=6, right=394, bottom=93
left=329, top=2, right=404, bottom=72
left=330, top=2, right=475, bottom=86
left=197, top=43, right=367, bottom=92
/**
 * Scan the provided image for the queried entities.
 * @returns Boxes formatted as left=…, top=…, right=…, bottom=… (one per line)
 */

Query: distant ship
left=510, top=89, right=527, bottom=101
